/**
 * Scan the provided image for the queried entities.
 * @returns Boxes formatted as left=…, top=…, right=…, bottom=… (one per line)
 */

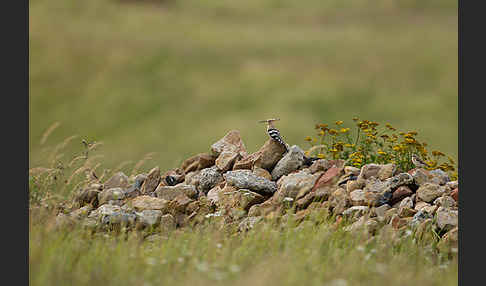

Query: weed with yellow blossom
left=304, top=118, right=457, bottom=179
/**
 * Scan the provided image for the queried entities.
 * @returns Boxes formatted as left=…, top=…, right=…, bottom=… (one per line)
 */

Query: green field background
left=29, top=0, right=458, bottom=174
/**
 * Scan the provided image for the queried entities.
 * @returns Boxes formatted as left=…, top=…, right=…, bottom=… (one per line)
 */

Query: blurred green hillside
left=29, top=0, right=458, bottom=174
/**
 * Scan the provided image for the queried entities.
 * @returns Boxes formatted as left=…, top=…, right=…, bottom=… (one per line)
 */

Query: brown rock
left=155, top=184, right=198, bottom=201
left=206, top=185, right=222, bottom=205
left=215, top=151, right=239, bottom=172
left=309, top=159, right=345, bottom=174
left=103, top=172, right=129, bottom=190
left=210, top=130, right=247, bottom=157
left=181, top=153, right=216, bottom=173
left=130, top=196, right=168, bottom=212
left=141, top=167, right=161, bottom=195
left=451, top=188, right=458, bottom=202
left=344, top=166, right=361, bottom=176
left=248, top=200, right=279, bottom=217
left=168, top=194, right=194, bottom=214
left=252, top=166, right=272, bottom=181
left=378, top=164, right=395, bottom=180
left=274, top=170, right=321, bottom=203
left=311, top=166, right=344, bottom=193
left=329, top=188, right=349, bottom=214
left=390, top=214, right=409, bottom=229
left=346, top=179, right=364, bottom=193
left=161, top=168, right=185, bottom=185
left=398, top=207, right=417, bottom=218
left=218, top=186, right=265, bottom=211
left=414, top=201, right=431, bottom=211
left=233, top=139, right=286, bottom=171
left=74, top=185, right=101, bottom=207
left=159, top=214, right=176, bottom=233
left=358, top=164, right=382, bottom=180
left=390, top=186, right=413, bottom=205
left=350, top=189, right=366, bottom=206
left=416, top=183, right=445, bottom=203
left=437, top=226, right=458, bottom=252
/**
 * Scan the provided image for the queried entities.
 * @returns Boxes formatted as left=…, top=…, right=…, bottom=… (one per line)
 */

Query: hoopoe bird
left=411, top=153, right=428, bottom=169
left=258, top=118, right=289, bottom=152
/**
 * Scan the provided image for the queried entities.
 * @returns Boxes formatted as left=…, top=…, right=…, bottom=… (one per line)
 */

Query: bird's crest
left=258, top=118, right=280, bottom=124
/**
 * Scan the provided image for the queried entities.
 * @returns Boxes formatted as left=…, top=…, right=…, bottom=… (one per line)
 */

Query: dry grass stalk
left=131, top=152, right=157, bottom=176
left=40, top=122, right=60, bottom=145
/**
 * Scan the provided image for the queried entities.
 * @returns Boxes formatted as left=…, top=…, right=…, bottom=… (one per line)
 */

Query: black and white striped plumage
left=267, top=127, right=288, bottom=151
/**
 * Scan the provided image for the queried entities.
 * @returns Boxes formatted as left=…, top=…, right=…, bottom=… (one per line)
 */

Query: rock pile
left=57, top=130, right=459, bottom=249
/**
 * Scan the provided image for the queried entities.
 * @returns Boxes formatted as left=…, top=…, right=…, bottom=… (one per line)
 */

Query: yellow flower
left=352, top=117, right=359, bottom=121
left=317, top=153, right=325, bottom=159
left=377, top=149, right=386, bottom=155
left=304, top=136, right=312, bottom=142
left=405, top=138, right=416, bottom=144
left=328, top=129, right=338, bottom=135
left=393, top=146, right=401, bottom=151
left=329, top=148, right=338, bottom=152
left=432, top=150, right=445, bottom=157
left=353, top=162, right=361, bottom=167
left=305, top=151, right=310, bottom=157
left=319, top=130, right=325, bottom=136
left=344, top=143, right=354, bottom=148
left=335, top=120, right=344, bottom=125
left=340, top=128, right=350, bottom=133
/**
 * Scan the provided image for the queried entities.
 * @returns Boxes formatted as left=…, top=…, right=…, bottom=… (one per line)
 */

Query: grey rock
left=436, top=207, right=458, bottom=231
left=98, top=187, right=126, bottom=205
left=344, top=166, right=361, bottom=176
left=446, top=180, right=458, bottom=190
left=238, top=216, right=263, bottom=232
left=329, top=188, right=349, bottom=214
left=198, top=166, right=224, bottom=194
left=89, top=204, right=121, bottom=220
left=136, top=210, right=162, bottom=227
left=363, top=178, right=389, bottom=193
left=224, top=170, right=277, bottom=195
left=160, top=214, right=176, bottom=232
left=398, top=197, right=414, bottom=209
left=433, top=196, right=456, bottom=208
left=385, top=173, right=413, bottom=190
left=70, top=205, right=93, bottom=220
left=342, top=206, right=369, bottom=220
left=373, top=204, right=391, bottom=218
left=429, top=169, right=450, bottom=185
left=101, top=211, right=137, bottom=227
left=271, top=145, right=305, bottom=180
left=350, top=189, right=366, bottom=206
left=410, top=210, right=433, bottom=227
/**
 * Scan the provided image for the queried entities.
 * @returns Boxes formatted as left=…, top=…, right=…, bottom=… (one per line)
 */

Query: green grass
left=29, top=0, right=457, bottom=174
left=30, top=210, right=457, bottom=286
left=29, top=0, right=458, bottom=285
